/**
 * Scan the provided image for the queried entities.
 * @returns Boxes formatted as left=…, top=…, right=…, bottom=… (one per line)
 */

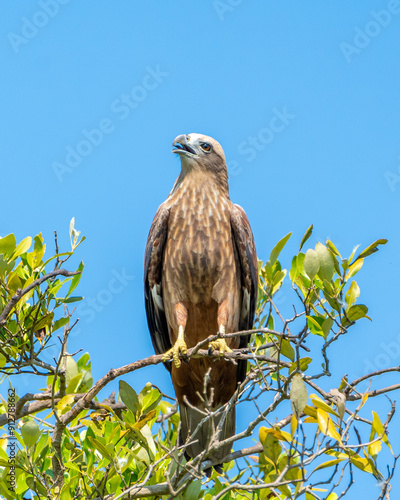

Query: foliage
left=0, top=223, right=398, bottom=499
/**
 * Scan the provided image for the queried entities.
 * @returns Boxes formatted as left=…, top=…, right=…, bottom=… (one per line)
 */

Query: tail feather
left=179, top=403, right=235, bottom=466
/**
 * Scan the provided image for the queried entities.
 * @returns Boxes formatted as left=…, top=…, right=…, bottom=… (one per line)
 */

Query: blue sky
left=1, top=1, right=400, bottom=497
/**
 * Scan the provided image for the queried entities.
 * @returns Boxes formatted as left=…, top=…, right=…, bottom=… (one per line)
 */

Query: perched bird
left=144, top=133, right=257, bottom=466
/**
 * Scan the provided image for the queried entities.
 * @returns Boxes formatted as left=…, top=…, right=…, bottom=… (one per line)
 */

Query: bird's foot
left=162, top=326, right=188, bottom=368
left=208, top=328, right=232, bottom=357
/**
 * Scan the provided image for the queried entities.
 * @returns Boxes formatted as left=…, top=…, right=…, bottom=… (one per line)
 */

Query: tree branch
left=0, top=268, right=80, bottom=327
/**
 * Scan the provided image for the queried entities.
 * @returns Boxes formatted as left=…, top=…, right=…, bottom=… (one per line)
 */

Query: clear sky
left=1, top=1, right=400, bottom=497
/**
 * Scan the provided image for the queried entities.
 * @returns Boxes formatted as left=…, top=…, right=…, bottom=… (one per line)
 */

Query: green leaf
left=307, top=315, right=324, bottom=337
left=269, top=232, right=292, bottom=264
left=323, top=290, right=342, bottom=313
left=0, top=234, right=17, bottom=260
left=52, top=317, right=69, bottom=333
left=371, top=411, right=392, bottom=451
left=77, top=352, right=91, bottom=370
left=79, top=369, right=93, bottom=392
left=59, top=296, right=83, bottom=304
left=310, top=394, right=339, bottom=418
left=289, top=357, right=312, bottom=374
left=348, top=244, right=360, bottom=265
left=349, top=455, right=375, bottom=474
left=32, top=233, right=46, bottom=268
left=259, top=427, right=282, bottom=466
left=7, top=272, right=23, bottom=296
left=280, top=339, right=295, bottom=361
left=33, top=313, right=54, bottom=333
left=326, top=239, right=341, bottom=258
left=314, top=459, right=344, bottom=472
left=0, top=352, right=7, bottom=368
left=0, top=255, right=15, bottom=278
left=277, top=483, right=292, bottom=497
left=356, top=239, right=388, bottom=261
left=119, top=380, right=140, bottom=414
left=67, top=261, right=84, bottom=297
left=21, top=420, right=41, bottom=449
left=316, top=409, right=342, bottom=443
left=315, top=243, right=334, bottom=281
left=141, top=388, right=162, bottom=416
left=272, top=269, right=286, bottom=295
left=66, top=373, right=83, bottom=394
left=12, top=236, right=32, bottom=259
left=341, top=304, right=369, bottom=326
left=26, top=476, right=48, bottom=496
left=345, top=258, right=364, bottom=281
left=289, top=255, right=298, bottom=282
left=322, top=317, right=334, bottom=339
left=299, top=224, right=313, bottom=251
left=56, top=394, right=76, bottom=411
left=87, top=436, right=113, bottom=461
left=304, top=249, right=319, bottom=280
left=322, top=280, right=335, bottom=296
left=66, top=356, right=79, bottom=386
left=134, top=410, right=156, bottom=429
left=296, top=252, right=305, bottom=275
left=345, top=281, right=360, bottom=309
left=184, top=480, right=202, bottom=499
left=327, top=494, right=339, bottom=500
left=290, top=374, right=308, bottom=417
left=128, top=424, right=155, bottom=462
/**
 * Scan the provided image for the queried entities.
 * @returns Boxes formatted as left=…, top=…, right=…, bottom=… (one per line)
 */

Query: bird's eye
left=200, top=142, right=212, bottom=152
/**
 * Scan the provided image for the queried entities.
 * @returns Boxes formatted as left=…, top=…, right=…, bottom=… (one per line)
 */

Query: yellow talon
left=162, top=326, right=187, bottom=368
left=208, top=339, right=232, bottom=357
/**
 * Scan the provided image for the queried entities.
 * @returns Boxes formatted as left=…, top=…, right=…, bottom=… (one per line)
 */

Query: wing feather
left=230, top=204, right=258, bottom=383
left=144, top=203, right=172, bottom=370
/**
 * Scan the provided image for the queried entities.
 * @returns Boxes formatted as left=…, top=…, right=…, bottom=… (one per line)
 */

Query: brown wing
left=230, top=204, right=258, bottom=383
left=144, top=203, right=172, bottom=370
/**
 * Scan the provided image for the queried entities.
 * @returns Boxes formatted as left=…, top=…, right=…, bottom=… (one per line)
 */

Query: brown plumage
left=144, top=133, right=257, bottom=466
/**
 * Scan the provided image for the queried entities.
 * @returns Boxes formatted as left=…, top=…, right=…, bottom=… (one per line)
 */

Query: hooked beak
left=172, top=135, right=197, bottom=156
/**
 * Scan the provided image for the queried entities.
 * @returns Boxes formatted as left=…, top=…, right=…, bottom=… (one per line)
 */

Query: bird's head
left=172, top=133, right=227, bottom=178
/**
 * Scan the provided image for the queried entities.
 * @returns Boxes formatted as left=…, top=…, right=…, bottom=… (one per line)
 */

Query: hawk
left=144, top=133, right=257, bottom=467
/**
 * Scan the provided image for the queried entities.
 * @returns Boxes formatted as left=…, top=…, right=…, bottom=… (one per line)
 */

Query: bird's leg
left=208, top=300, right=232, bottom=356
left=162, top=303, right=188, bottom=368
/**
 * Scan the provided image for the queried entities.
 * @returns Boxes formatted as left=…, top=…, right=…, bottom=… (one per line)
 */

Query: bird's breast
left=163, top=184, right=233, bottom=303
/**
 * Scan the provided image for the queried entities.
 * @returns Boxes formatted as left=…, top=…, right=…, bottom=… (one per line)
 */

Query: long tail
left=179, top=403, right=235, bottom=466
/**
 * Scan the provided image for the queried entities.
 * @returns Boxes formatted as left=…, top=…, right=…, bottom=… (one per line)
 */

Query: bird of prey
left=144, top=133, right=257, bottom=467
